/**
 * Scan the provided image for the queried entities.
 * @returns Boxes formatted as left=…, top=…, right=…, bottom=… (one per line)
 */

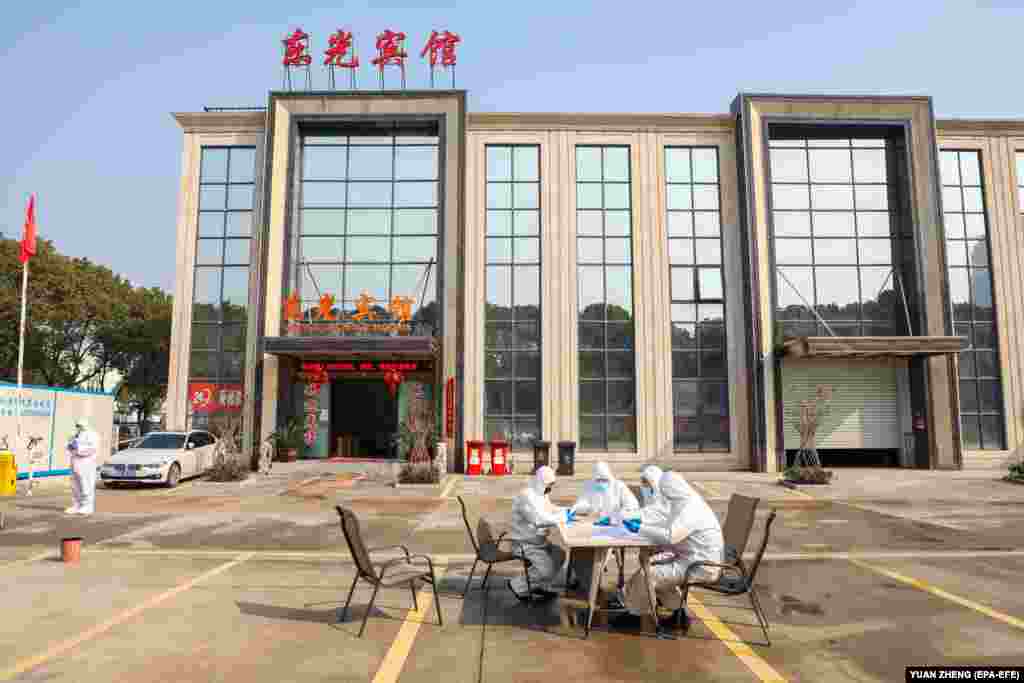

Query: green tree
left=1, top=238, right=172, bottom=402
left=100, top=288, right=172, bottom=432
left=0, top=238, right=138, bottom=387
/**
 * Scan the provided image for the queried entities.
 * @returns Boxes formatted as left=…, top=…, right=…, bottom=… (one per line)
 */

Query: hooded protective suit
left=508, top=466, right=567, bottom=594
left=625, top=471, right=724, bottom=614
left=638, top=464, right=666, bottom=514
left=570, top=461, right=639, bottom=520
left=66, top=418, right=99, bottom=515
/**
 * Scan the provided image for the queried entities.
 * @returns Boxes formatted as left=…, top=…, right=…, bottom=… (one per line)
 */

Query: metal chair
left=457, top=495, right=534, bottom=597
left=335, top=505, right=443, bottom=637
left=679, top=501, right=777, bottom=645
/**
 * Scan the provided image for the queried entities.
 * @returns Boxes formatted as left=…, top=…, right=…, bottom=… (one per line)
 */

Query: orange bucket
left=61, top=537, right=83, bottom=564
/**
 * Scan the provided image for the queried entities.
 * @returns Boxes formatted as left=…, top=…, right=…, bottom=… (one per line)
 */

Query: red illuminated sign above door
left=301, top=361, right=425, bottom=374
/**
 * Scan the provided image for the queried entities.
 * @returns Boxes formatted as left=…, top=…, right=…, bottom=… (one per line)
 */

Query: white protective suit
left=638, top=465, right=666, bottom=515
left=508, top=466, right=567, bottom=594
left=570, top=461, right=640, bottom=520
left=624, top=472, right=724, bottom=614
left=66, top=419, right=99, bottom=515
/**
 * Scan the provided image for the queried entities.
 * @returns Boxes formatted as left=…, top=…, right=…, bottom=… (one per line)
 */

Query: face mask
left=593, top=482, right=609, bottom=494
left=640, top=485, right=653, bottom=500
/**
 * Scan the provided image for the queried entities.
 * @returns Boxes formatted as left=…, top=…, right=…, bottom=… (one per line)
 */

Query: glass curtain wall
left=576, top=146, right=636, bottom=451
left=484, top=146, right=541, bottom=448
left=943, top=150, right=1004, bottom=450
left=768, top=136, right=905, bottom=337
left=665, top=147, right=729, bottom=450
left=190, top=146, right=256, bottom=424
left=296, top=128, right=440, bottom=331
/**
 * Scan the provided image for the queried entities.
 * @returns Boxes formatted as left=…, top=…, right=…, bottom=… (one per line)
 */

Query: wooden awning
left=782, top=336, right=965, bottom=359
left=263, top=336, right=438, bottom=360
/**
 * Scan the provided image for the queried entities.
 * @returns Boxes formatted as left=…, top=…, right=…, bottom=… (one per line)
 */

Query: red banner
left=188, top=383, right=243, bottom=414
left=445, top=377, right=455, bottom=438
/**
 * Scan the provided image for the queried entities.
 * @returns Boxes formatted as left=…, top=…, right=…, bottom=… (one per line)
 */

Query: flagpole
left=17, top=257, right=30, bottom=494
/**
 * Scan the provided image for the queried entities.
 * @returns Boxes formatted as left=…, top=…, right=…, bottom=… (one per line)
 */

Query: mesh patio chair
left=335, top=506, right=443, bottom=637
left=677, top=500, right=777, bottom=645
left=457, top=495, right=534, bottom=598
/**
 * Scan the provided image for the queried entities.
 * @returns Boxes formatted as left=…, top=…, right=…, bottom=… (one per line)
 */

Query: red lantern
left=383, top=369, right=404, bottom=397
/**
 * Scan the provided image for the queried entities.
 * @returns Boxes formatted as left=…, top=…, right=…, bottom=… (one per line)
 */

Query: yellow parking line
left=439, top=477, right=457, bottom=499
left=0, top=552, right=254, bottom=681
left=697, top=482, right=722, bottom=498
left=784, top=486, right=814, bottom=500
left=371, top=563, right=448, bottom=683
left=849, top=559, right=1024, bottom=631
left=689, top=594, right=787, bottom=682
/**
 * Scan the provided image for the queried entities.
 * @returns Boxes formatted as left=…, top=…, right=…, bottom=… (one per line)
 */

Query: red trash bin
left=489, top=440, right=509, bottom=476
left=466, top=440, right=485, bottom=476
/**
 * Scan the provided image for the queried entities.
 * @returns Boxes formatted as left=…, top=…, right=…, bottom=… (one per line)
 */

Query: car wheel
left=165, top=463, right=181, bottom=488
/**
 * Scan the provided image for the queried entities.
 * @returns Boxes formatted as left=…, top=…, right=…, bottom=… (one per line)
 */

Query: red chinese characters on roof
left=371, top=29, right=408, bottom=72
left=324, top=30, right=359, bottom=68
left=420, top=30, right=460, bottom=67
left=282, top=29, right=312, bottom=66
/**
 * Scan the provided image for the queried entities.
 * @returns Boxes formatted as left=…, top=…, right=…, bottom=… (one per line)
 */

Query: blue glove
left=566, top=509, right=577, bottom=524
left=594, top=516, right=611, bottom=527
left=623, top=519, right=642, bottom=533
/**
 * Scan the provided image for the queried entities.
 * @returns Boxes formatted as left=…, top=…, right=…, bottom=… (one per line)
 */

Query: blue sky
left=1, top=1, right=1021, bottom=292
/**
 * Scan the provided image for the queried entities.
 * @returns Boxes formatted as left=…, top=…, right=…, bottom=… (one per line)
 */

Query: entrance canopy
left=781, top=336, right=965, bottom=359
left=263, top=335, right=438, bottom=360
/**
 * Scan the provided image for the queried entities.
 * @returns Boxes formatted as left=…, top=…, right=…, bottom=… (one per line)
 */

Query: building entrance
left=330, top=380, right=398, bottom=458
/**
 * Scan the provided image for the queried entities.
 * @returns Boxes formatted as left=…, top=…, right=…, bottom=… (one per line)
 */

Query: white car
left=100, top=430, right=218, bottom=488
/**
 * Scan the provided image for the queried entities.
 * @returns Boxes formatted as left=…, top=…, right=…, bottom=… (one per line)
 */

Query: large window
left=944, top=150, right=1003, bottom=450
left=484, top=146, right=541, bottom=448
left=666, top=147, right=729, bottom=450
left=295, top=126, right=440, bottom=332
left=190, top=146, right=255, bottom=387
left=769, top=135, right=905, bottom=337
left=577, top=146, right=636, bottom=451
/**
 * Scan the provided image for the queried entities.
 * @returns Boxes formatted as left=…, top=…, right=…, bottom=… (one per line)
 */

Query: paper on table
left=592, top=525, right=637, bottom=540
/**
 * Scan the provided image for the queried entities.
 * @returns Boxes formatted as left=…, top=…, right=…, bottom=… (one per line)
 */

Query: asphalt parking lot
left=1, top=467, right=1023, bottom=682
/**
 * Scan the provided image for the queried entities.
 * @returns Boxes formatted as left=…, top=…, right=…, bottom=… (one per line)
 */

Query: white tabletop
left=552, top=520, right=659, bottom=549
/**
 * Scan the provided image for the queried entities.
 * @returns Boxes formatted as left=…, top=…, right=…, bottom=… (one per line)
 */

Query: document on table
left=591, top=525, right=637, bottom=540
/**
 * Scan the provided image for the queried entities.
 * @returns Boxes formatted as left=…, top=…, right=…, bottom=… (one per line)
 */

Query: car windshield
left=135, top=434, right=186, bottom=450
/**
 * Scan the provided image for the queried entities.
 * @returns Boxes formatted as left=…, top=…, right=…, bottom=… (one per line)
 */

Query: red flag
left=19, top=194, right=36, bottom=264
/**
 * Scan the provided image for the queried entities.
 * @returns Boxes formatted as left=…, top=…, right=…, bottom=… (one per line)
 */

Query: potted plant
left=271, top=417, right=304, bottom=462
left=1005, top=460, right=1024, bottom=484
left=783, top=385, right=835, bottom=486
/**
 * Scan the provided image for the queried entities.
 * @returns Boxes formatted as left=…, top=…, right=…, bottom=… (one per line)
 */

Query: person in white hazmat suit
left=567, top=461, right=640, bottom=607
left=569, top=461, right=639, bottom=520
left=620, top=471, right=724, bottom=633
left=65, top=418, right=99, bottom=515
left=637, top=464, right=666, bottom=514
left=506, top=466, right=568, bottom=601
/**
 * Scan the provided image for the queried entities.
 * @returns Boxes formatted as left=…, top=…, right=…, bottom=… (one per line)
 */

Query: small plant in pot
left=271, top=417, right=304, bottom=462
left=1005, top=460, right=1024, bottom=484
left=784, top=384, right=835, bottom=485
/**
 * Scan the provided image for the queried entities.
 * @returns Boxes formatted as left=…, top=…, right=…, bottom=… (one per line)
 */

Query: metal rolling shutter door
left=782, top=364, right=900, bottom=450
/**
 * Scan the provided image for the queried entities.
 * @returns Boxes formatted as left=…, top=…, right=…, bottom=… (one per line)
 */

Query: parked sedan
left=100, top=430, right=218, bottom=488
